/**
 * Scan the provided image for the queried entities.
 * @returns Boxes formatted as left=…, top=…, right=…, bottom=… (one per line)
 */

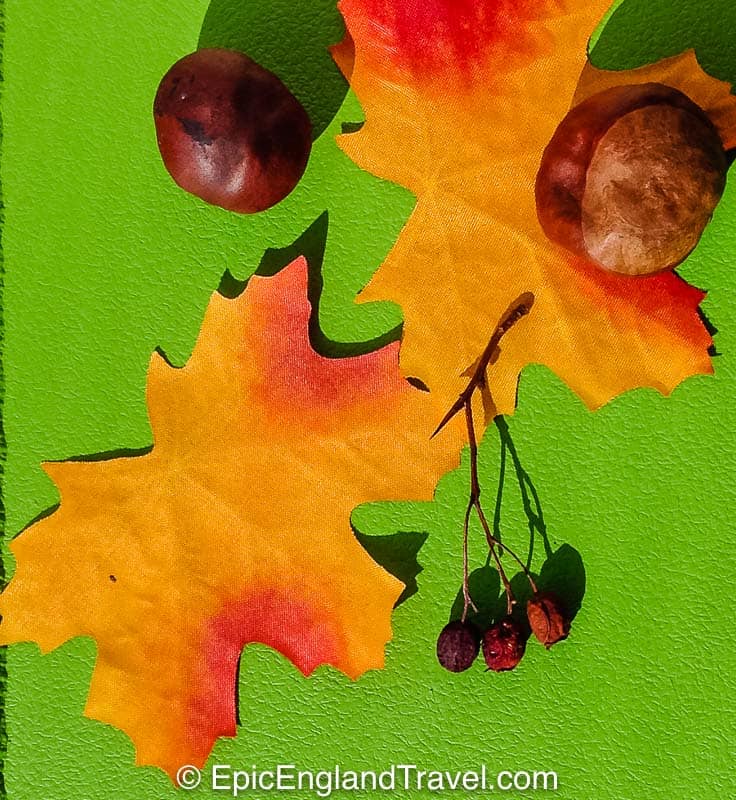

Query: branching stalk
left=435, top=293, right=538, bottom=617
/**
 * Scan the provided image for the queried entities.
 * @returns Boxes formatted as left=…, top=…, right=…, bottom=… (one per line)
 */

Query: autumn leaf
left=0, top=258, right=464, bottom=779
left=335, top=0, right=736, bottom=417
left=575, top=49, right=736, bottom=148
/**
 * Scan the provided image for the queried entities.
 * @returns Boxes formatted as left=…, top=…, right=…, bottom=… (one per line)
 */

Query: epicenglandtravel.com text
left=175, top=763, right=559, bottom=795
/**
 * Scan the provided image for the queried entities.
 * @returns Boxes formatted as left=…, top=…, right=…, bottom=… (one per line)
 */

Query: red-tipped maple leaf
left=0, top=258, right=464, bottom=778
left=335, top=0, right=736, bottom=417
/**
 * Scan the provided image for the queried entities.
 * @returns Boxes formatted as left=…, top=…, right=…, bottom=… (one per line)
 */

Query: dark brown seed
left=535, top=82, right=727, bottom=276
left=527, top=591, right=570, bottom=649
left=482, top=616, right=526, bottom=672
left=436, top=620, right=481, bottom=673
left=154, top=48, right=312, bottom=214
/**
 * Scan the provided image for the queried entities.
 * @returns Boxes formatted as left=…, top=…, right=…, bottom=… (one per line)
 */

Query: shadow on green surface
left=354, top=530, right=428, bottom=607
left=698, top=307, right=720, bottom=358
left=451, top=420, right=586, bottom=630
left=494, top=416, right=552, bottom=567
left=199, top=0, right=349, bottom=140
left=449, top=547, right=586, bottom=635
left=592, top=0, right=736, bottom=84
left=66, top=446, right=153, bottom=462
left=537, top=544, right=586, bottom=621
left=219, top=212, right=403, bottom=358
left=450, top=566, right=501, bottom=631
left=12, top=503, right=60, bottom=540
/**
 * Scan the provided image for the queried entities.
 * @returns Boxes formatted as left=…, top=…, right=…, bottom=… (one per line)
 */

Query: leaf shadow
left=353, top=529, right=428, bottom=608
left=698, top=306, right=720, bottom=358
left=198, top=0, right=349, bottom=140
left=11, top=503, right=60, bottom=542
left=219, top=211, right=403, bottom=358
left=64, top=446, right=153, bottom=463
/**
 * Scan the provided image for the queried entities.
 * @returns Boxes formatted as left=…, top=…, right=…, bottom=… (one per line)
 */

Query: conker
left=436, top=620, right=481, bottom=673
left=482, top=617, right=526, bottom=672
left=535, top=83, right=727, bottom=276
left=153, top=48, right=312, bottom=213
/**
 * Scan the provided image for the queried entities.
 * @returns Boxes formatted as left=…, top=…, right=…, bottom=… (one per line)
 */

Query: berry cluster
left=437, top=591, right=570, bottom=673
left=433, top=297, right=571, bottom=674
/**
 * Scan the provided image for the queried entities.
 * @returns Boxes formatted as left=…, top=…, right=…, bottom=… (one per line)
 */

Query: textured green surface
left=0, top=1, right=6, bottom=797
left=3, top=1, right=736, bottom=798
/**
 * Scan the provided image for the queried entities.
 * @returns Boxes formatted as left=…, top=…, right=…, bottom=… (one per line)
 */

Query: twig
left=461, top=498, right=478, bottom=622
left=435, top=294, right=538, bottom=616
left=466, top=401, right=519, bottom=614
left=432, top=292, right=534, bottom=439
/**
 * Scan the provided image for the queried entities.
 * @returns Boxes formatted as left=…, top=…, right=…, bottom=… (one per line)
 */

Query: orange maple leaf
left=0, top=258, right=464, bottom=778
left=335, top=0, right=736, bottom=416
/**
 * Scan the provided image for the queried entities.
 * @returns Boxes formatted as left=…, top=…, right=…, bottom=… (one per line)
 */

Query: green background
left=3, top=1, right=736, bottom=798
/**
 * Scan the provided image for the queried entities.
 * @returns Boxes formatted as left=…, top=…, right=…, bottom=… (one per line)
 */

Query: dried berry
left=482, top=616, right=526, bottom=672
left=535, top=82, right=727, bottom=276
left=154, top=48, right=312, bottom=214
left=527, top=591, right=570, bottom=649
left=436, top=620, right=481, bottom=673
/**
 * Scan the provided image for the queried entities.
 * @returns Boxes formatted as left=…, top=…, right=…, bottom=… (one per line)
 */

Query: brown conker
left=535, top=83, right=727, bottom=276
left=153, top=48, right=312, bottom=214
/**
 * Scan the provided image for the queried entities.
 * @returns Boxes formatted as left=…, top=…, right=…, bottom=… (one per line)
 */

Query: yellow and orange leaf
left=0, top=258, right=464, bottom=779
left=336, top=0, right=736, bottom=416
left=575, top=50, right=736, bottom=149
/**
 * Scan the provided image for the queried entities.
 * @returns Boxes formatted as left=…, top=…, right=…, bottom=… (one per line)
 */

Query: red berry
left=527, top=591, right=570, bottom=649
left=153, top=48, right=312, bottom=213
left=482, top=616, right=526, bottom=672
left=436, top=620, right=481, bottom=673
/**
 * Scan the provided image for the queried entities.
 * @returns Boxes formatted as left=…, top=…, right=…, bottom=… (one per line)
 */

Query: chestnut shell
left=535, top=83, right=727, bottom=276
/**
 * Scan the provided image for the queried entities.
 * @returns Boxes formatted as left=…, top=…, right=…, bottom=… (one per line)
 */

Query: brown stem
left=465, top=401, right=480, bottom=503
left=432, top=292, right=534, bottom=439
left=465, top=400, right=515, bottom=615
left=461, top=498, right=478, bottom=622
left=494, top=537, right=539, bottom=595
left=441, top=294, right=537, bottom=620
